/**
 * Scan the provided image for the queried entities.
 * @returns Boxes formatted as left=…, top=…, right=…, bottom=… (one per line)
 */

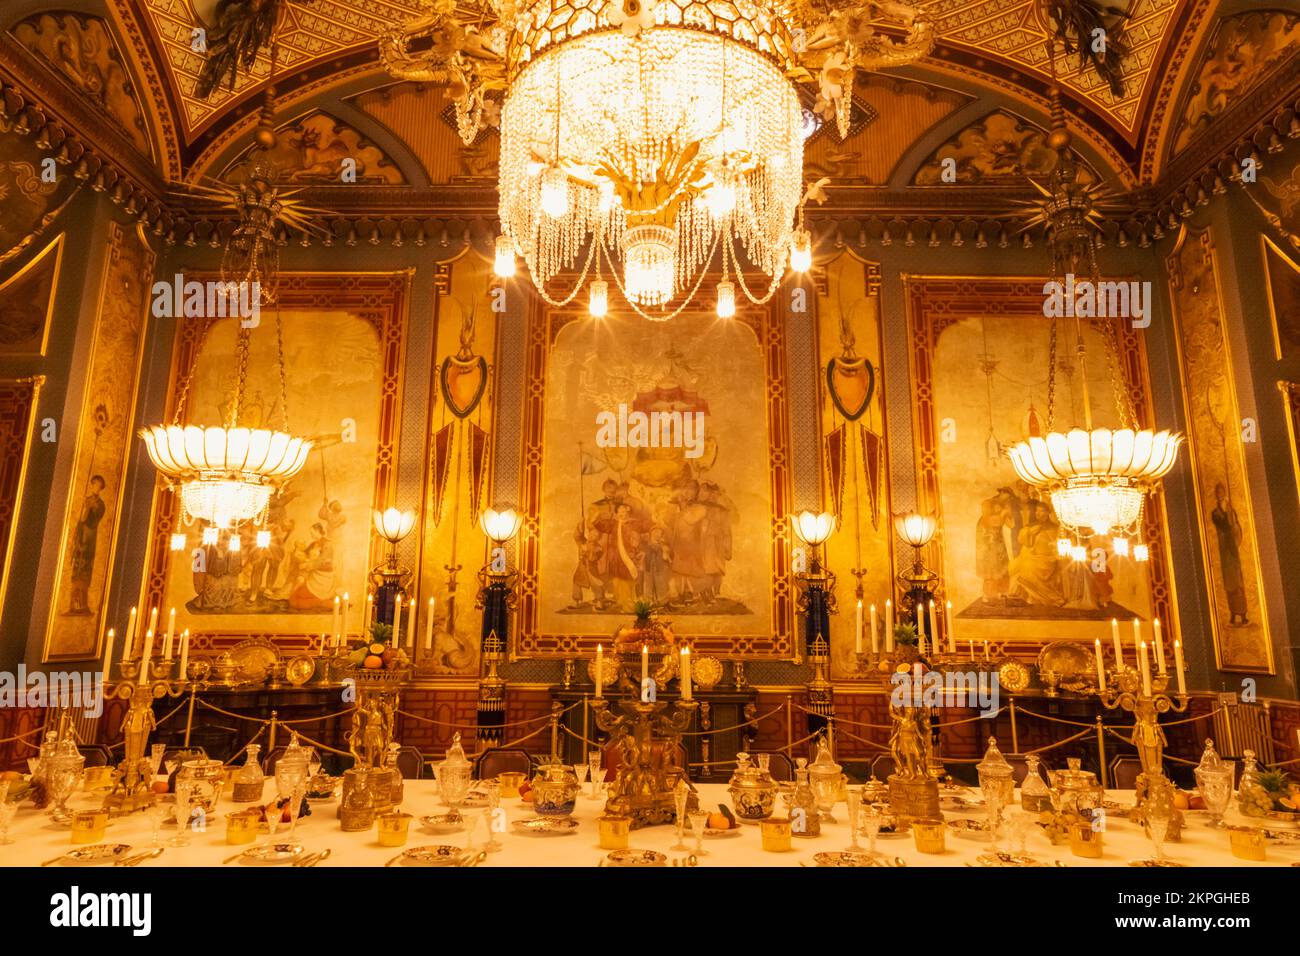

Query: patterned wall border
left=137, top=271, right=410, bottom=655
left=513, top=296, right=796, bottom=659
left=0, top=375, right=42, bottom=620
left=902, top=274, right=1179, bottom=655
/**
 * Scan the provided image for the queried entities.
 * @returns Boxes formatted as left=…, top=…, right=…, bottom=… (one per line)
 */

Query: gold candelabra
left=591, top=696, right=698, bottom=828
left=1097, top=664, right=1188, bottom=812
left=102, top=658, right=198, bottom=816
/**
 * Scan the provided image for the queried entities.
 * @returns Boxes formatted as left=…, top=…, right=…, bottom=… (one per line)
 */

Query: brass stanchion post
left=1095, top=715, right=1108, bottom=789
left=786, top=695, right=793, bottom=753
left=549, top=701, right=561, bottom=758
left=183, top=684, right=199, bottom=748
left=1009, top=698, right=1019, bottom=755
left=268, top=710, right=279, bottom=754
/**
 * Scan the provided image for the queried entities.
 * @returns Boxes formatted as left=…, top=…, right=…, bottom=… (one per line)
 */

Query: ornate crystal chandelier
left=1006, top=73, right=1181, bottom=561
left=382, top=0, right=934, bottom=318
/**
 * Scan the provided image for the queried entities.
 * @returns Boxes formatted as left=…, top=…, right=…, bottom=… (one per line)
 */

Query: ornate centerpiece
left=591, top=694, right=698, bottom=828
left=611, top=601, right=678, bottom=692
left=886, top=693, right=941, bottom=825
left=340, top=630, right=411, bottom=817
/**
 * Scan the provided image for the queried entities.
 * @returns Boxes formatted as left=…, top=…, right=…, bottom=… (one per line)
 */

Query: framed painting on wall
left=0, top=376, right=43, bottom=617
left=904, top=275, right=1177, bottom=658
left=1262, top=234, right=1300, bottom=361
left=0, top=232, right=62, bottom=357
left=516, top=293, right=795, bottom=659
left=137, top=273, right=409, bottom=657
left=42, top=222, right=154, bottom=662
left=1167, top=226, right=1274, bottom=674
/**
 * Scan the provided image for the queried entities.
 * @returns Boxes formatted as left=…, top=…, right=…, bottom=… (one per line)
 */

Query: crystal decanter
left=1020, top=753, right=1051, bottom=813
left=232, top=744, right=265, bottom=802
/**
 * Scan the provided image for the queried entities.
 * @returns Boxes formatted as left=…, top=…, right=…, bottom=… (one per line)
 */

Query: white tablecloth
left=4, top=780, right=1297, bottom=867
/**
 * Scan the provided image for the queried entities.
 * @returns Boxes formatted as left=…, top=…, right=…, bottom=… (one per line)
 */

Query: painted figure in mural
left=66, top=474, right=106, bottom=615
left=288, top=522, right=337, bottom=611
left=1008, top=499, right=1066, bottom=606
left=974, top=492, right=1012, bottom=602
left=1210, top=481, right=1249, bottom=625
left=571, top=519, right=605, bottom=607
left=593, top=502, right=646, bottom=611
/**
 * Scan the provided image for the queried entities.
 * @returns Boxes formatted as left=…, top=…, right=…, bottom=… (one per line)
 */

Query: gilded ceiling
left=2, top=0, right=1298, bottom=196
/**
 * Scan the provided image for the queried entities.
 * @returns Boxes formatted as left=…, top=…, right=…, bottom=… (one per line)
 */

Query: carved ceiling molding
left=1138, top=0, right=1216, bottom=184
left=105, top=0, right=184, bottom=180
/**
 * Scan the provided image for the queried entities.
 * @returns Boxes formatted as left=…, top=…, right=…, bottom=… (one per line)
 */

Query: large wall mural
left=905, top=277, right=1176, bottom=655
left=1167, top=226, right=1275, bottom=674
left=519, top=301, right=794, bottom=658
left=1173, top=10, right=1300, bottom=156
left=10, top=11, right=152, bottom=158
left=0, top=137, right=80, bottom=272
left=43, top=222, right=154, bottom=662
left=140, top=274, right=409, bottom=653
left=220, top=112, right=406, bottom=185
left=815, top=253, right=894, bottom=679
left=912, top=111, right=1096, bottom=186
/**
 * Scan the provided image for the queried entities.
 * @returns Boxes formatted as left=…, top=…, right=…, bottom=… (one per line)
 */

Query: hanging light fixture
left=1006, top=48, right=1181, bottom=560
left=381, top=0, right=936, bottom=319
left=142, top=40, right=315, bottom=533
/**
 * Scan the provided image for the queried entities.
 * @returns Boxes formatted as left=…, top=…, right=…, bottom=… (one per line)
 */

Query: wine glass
left=284, top=784, right=306, bottom=839
left=687, top=809, right=710, bottom=857
left=671, top=782, right=691, bottom=851
left=45, top=765, right=80, bottom=825
left=1007, top=809, right=1033, bottom=858
left=307, top=750, right=323, bottom=782
left=149, top=743, right=166, bottom=777
left=483, top=782, right=502, bottom=852
left=462, top=810, right=480, bottom=853
left=844, top=785, right=864, bottom=854
left=170, top=781, right=194, bottom=846
left=1144, top=777, right=1175, bottom=863
left=587, top=750, right=602, bottom=800
left=573, top=762, right=589, bottom=788
left=861, top=805, right=884, bottom=859
left=1196, top=767, right=1234, bottom=829
left=0, top=796, right=17, bottom=845
left=146, top=801, right=167, bottom=848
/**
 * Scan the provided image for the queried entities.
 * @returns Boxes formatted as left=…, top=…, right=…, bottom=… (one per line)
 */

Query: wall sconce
left=370, top=506, right=417, bottom=629
left=893, top=511, right=939, bottom=622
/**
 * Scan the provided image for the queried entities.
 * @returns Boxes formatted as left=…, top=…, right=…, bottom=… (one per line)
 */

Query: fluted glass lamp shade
left=893, top=512, right=937, bottom=548
left=373, top=507, right=417, bottom=543
left=791, top=511, right=836, bottom=546
left=480, top=507, right=523, bottom=544
left=1007, top=428, right=1183, bottom=536
left=140, top=424, right=312, bottom=528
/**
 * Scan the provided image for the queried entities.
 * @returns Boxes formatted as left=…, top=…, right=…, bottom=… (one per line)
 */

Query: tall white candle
left=870, top=604, right=879, bottom=654
left=1111, top=618, right=1123, bottom=665
left=595, top=644, right=604, bottom=699
left=333, top=596, right=341, bottom=646
left=141, top=628, right=155, bottom=670
left=681, top=647, right=692, bottom=701
left=1139, top=640, right=1152, bottom=696
left=179, top=629, right=190, bottom=680
left=641, top=644, right=649, bottom=682
left=1153, top=618, right=1165, bottom=673
left=342, top=592, right=351, bottom=639
left=101, top=628, right=115, bottom=680
left=854, top=600, right=863, bottom=655
left=968, top=638, right=975, bottom=661
left=366, top=594, right=374, bottom=629
left=945, top=601, right=956, bottom=654
left=122, top=606, right=137, bottom=662
left=163, top=608, right=176, bottom=659
left=1094, top=638, right=1106, bottom=690
left=425, top=597, right=435, bottom=650
left=1174, top=639, right=1186, bottom=696
left=146, top=607, right=159, bottom=651
left=319, top=633, right=327, bottom=656
left=1132, top=617, right=1141, bottom=653
left=983, top=640, right=990, bottom=662
left=885, top=600, right=894, bottom=652
left=928, top=601, right=938, bottom=653
left=393, top=595, right=403, bottom=646
left=915, top=603, right=924, bottom=642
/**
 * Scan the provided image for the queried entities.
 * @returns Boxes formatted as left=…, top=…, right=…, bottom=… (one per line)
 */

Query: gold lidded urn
left=530, top=760, right=581, bottom=817
left=727, top=752, right=777, bottom=824
left=1050, top=757, right=1104, bottom=819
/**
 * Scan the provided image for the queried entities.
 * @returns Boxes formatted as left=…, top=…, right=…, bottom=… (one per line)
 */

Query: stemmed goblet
left=1144, top=777, right=1176, bottom=864
left=483, top=781, right=503, bottom=852
left=687, top=809, right=710, bottom=857
left=0, top=792, right=17, bottom=845
left=146, top=801, right=168, bottom=848
left=45, top=764, right=80, bottom=825
left=860, top=805, right=884, bottom=860
left=170, top=780, right=194, bottom=847
left=587, top=750, right=603, bottom=800
left=671, top=780, right=691, bottom=851
left=844, top=786, right=866, bottom=854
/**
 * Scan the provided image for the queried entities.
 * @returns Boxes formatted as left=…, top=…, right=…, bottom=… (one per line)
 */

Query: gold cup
left=225, top=810, right=260, bottom=845
left=1229, top=828, right=1266, bottom=862
left=377, top=811, right=413, bottom=847
left=912, top=818, right=946, bottom=854
left=70, top=809, right=108, bottom=844
left=82, top=766, right=114, bottom=791
left=598, top=814, right=631, bottom=850
left=1069, top=821, right=1104, bottom=859
left=760, top=817, right=793, bottom=852
left=497, top=771, right=525, bottom=798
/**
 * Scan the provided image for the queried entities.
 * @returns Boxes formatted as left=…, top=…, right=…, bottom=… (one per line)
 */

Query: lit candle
left=319, top=633, right=327, bottom=656
left=163, top=608, right=176, bottom=659
left=1174, top=639, right=1186, bottom=696
left=122, top=606, right=137, bottom=662
left=928, top=601, right=938, bottom=653
left=968, top=638, right=975, bottom=662
left=1131, top=617, right=1141, bottom=654
left=595, top=644, right=604, bottom=699
left=1094, top=638, right=1106, bottom=691
left=101, top=628, right=115, bottom=680
left=641, top=644, right=649, bottom=683
left=1153, top=619, right=1165, bottom=673
left=885, top=600, right=894, bottom=651
left=983, top=640, right=990, bottom=662
left=1111, top=618, right=1123, bottom=666
left=681, top=647, right=692, bottom=701
left=179, top=629, right=190, bottom=679
left=333, top=596, right=341, bottom=646
left=945, top=601, right=956, bottom=654
left=870, top=603, right=879, bottom=654
left=854, top=600, right=863, bottom=655
left=425, top=597, right=435, bottom=650
left=146, top=607, right=159, bottom=651
left=342, top=592, right=351, bottom=638
left=366, top=594, right=374, bottom=627
left=1139, top=640, right=1152, bottom=696
left=915, top=603, right=924, bottom=643
left=393, top=595, right=403, bottom=647
left=140, top=628, right=155, bottom=674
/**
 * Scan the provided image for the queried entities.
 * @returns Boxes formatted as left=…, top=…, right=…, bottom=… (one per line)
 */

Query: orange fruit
left=363, top=654, right=384, bottom=669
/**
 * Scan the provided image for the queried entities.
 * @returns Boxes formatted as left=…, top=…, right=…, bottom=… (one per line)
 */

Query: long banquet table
left=4, top=780, right=1296, bottom=867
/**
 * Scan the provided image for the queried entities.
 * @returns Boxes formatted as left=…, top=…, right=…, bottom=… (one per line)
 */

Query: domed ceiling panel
left=1170, top=9, right=1300, bottom=159
left=217, top=110, right=406, bottom=183
left=911, top=109, right=1097, bottom=185
left=351, top=82, right=499, bottom=183
left=805, top=76, right=970, bottom=185
left=9, top=11, right=153, bottom=158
